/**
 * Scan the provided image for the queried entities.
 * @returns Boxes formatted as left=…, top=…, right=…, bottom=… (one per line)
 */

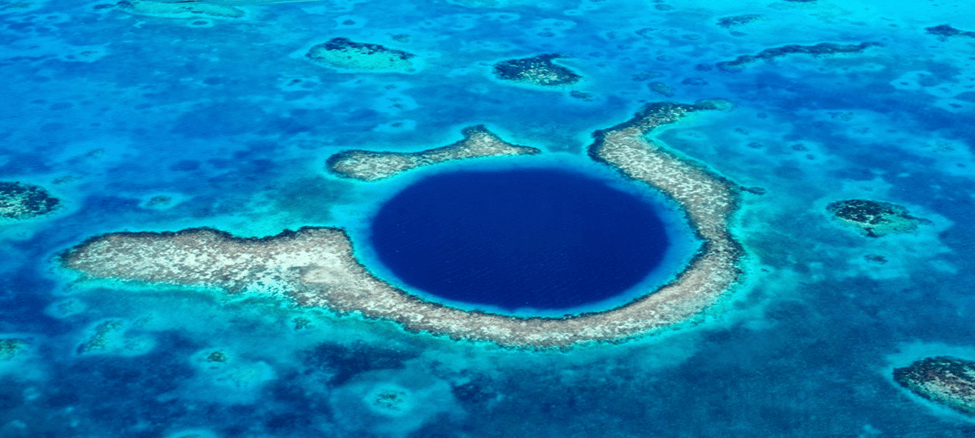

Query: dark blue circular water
left=369, top=168, right=671, bottom=311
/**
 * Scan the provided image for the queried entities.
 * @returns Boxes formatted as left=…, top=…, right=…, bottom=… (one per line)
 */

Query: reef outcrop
left=61, top=101, right=744, bottom=349
left=0, top=181, right=60, bottom=222
left=894, top=356, right=975, bottom=415
left=716, top=42, right=882, bottom=70
left=326, top=126, right=540, bottom=181
left=493, top=54, right=582, bottom=86
left=826, top=199, right=928, bottom=237
left=306, top=38, right=416, bottom=72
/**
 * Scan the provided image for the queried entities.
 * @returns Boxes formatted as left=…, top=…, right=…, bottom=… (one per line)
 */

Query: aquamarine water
left=2, top=0, right=975, bottom=436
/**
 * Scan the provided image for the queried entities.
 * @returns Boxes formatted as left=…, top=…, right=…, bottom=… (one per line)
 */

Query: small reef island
left=326, top=126, right=540, bottom=181
left=894, top=356, right=975, bottom=416
left=61, top=101, right=745, bottom=349
left=826, top=199, right=929, bottom=237
left=1, top=181, right=60, bottom=222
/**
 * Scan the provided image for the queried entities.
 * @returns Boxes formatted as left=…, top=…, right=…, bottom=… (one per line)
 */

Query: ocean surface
left=2, top=0, right=975, bottom=436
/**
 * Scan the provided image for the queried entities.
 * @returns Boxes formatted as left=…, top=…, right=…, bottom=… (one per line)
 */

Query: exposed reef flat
left=716, top=42, right=882, bottom=70
left=826, top=199, right=929, bottom=238
left=894, top=356, right=975, bottom=415
left=114, top=0, right=245, bottom=18
left=306, top=38, right=416, bottom=72
left=926, top=24, right=975, bottom=40
left=493, top=54, right=582, bottom=86
left=326, top=126, right=541, bottom=182
left=1, top=181, right=60, bottom=222
left=61, top=101, right=743, bottom=349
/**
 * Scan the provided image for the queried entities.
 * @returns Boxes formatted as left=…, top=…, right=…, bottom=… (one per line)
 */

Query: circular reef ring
left=60, top=101, right=745, bottom=349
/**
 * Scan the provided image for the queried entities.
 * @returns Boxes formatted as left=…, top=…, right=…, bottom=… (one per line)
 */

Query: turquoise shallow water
left=2, top=0, right=975, bottom=436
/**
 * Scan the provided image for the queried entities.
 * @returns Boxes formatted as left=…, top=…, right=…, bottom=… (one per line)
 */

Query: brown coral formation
left=61, top=101, right=744, bottom=349
left=326, top=126, right=540, bottom=182
left=894, top=356, right=975, bottom=415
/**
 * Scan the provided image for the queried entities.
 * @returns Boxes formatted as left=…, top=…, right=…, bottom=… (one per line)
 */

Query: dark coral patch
left=493, top=54, right=582, bottom=86
left=826, top=199, right=928, bottom=238
left=306, top=38, right=415, bottom=72
left=716, top=14, right=765, bottom=29
left=0, top=181, right=61, bottom=221
left=716, top=42, right=882, bottom=70
left=925, top=24, right=975, bottom=40
left=300, top=341, right=418, bottom=385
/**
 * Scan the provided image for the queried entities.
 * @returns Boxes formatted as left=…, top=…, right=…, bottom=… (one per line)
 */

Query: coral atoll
left=326, top=126, right=541, bottom=181
left=61, top=101, right=744, bottom=349
left=826, top=199, right=928, bottom=237
left=716, top=42, right=882, bottom=70
left=0, top=181, right=60, bottom=222
left=894, top=356, right=975, bottom=415
left=306, top=38, right=416, bottom=72
left=493, top=54, right=582, bottom=86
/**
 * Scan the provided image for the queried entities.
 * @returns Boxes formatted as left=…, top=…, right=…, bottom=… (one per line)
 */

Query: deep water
left=369, top=168, right=671, bottom=311
left=2, top=0, right=975, bottom=437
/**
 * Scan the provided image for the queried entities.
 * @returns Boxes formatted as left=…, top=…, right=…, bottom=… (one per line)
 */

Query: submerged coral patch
left=926, top=24, right=975, bottom=40
left=0, top=338, right=31, bottom=361
left=114, top=0, right=245, bottom=18
left=894, top=356, right=975, bottom=415
left=326, top=126, right=540, bottom=181
left=163, top=0, right=322, bottom=4
left=716, top=42, right=882, bottom=70
left=329, top=367, right=462, bottom=437
left=716, top=14, right=766, bottom=29
left=306, top=38, right=416, bottom=72
left=61, top=101, right=744, bottom=349
left=0, top=181, right=60, bottom=221
left=826, top=199, right=928, bottom=237
left=493, top=54, right=582, bottom=86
